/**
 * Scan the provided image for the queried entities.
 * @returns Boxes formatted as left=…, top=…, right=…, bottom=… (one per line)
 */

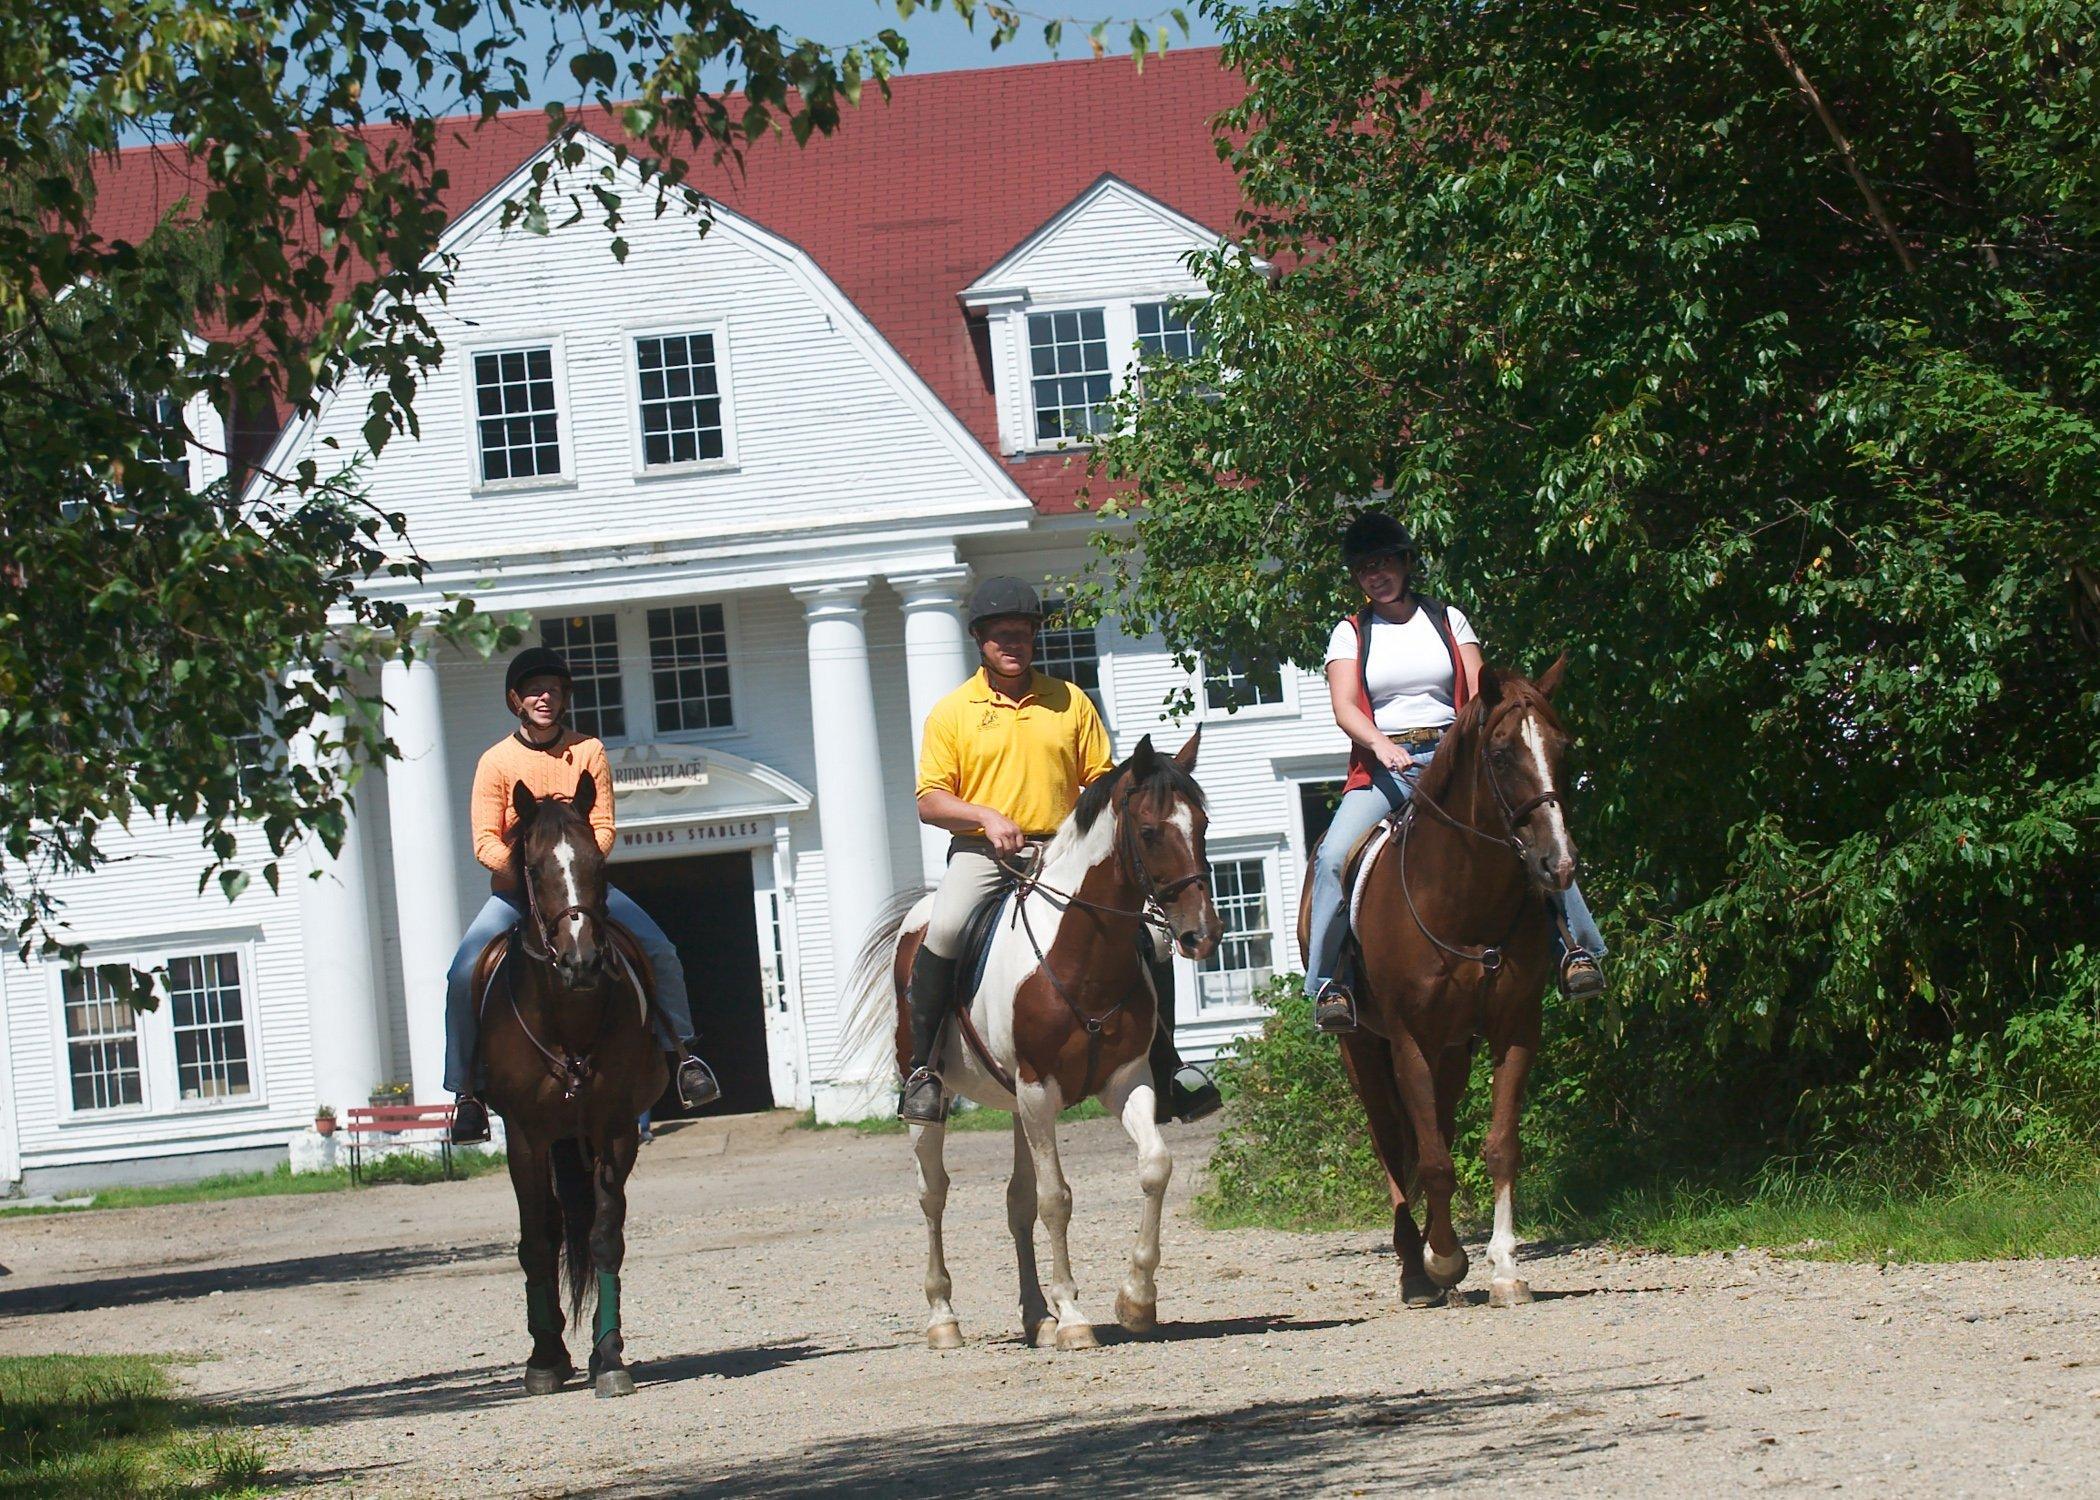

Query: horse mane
left=1412, top=669, right=1564, bottom=806
left=1069, top=746, right=1207, bottom=837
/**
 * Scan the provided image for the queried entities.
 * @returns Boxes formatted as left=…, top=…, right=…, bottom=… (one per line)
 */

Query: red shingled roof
left=87, top=48, right=1247, bottom=514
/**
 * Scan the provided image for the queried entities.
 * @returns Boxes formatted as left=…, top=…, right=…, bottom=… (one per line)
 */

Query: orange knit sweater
left=470, top=729, right=616, bottom=891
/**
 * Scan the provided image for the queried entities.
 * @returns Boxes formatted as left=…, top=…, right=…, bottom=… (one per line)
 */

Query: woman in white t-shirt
left=1303, top=511, right=1606, bottom=1033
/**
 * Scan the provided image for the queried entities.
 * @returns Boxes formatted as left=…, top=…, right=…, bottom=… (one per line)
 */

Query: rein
left=1387, top=706, right=1562, bottom=975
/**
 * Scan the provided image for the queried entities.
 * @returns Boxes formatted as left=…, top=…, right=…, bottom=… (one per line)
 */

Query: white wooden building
left=0, top=51, right=1363, bottom=1192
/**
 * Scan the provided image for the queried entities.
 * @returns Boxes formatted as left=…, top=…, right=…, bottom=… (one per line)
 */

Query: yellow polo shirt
left=916, top=670, right=1115, bottom=836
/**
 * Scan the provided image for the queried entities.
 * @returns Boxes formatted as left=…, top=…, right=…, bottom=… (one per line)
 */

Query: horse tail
left=548, top=1138, right=596, bottom=1328
left=838, top=886, right=933, bottom=1085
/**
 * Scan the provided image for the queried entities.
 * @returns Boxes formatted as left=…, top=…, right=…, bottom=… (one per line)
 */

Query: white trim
left=460, top=334, right=576, bottom=494
left=47, top=937, right=272, bottom=1127
left=622, top=318, right=742, bottom=478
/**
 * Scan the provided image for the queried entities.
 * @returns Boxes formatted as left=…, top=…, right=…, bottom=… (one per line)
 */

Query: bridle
left=1390, top=701, right=1566, bottom=975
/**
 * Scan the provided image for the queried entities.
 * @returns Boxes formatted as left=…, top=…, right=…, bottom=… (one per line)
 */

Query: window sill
left=57, top=1096, right=271, bottom=1128
left=471, top=475, right=578, bottom=498
left=632, top=459, right=741, bottom=483
left=1199, top=702, right=1298, bottom=724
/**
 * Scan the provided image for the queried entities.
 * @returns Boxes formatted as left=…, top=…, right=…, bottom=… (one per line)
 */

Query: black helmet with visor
left=504, top=645, right=573, bottom=702
left=1341, top=510, right=1417, bottom=570
left=966, top=576, right=1045, bottom=633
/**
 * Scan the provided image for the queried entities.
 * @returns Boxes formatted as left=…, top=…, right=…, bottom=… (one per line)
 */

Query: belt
left=948, top=832, right=1053, bottom=858
left=1388, top=727, right=1445, bottom=749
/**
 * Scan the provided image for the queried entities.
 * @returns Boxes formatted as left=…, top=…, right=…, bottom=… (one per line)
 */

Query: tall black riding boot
left=898, top=947, right=958, bottom=1124
left=1147, top=950, right=1222, bottom=1124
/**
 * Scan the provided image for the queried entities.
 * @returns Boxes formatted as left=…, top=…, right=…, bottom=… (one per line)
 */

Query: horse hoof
left=1114, top=1293, right=1157, bottom=1334
left=926, top=1321, right=964, bottom=1350
left=1054, top=1323, right=1099, bottom=1351
left=1489, top=1279, right=1534, bottom=1308
left=1028, top=1317, right=1059, bottom=1349
left=1401, top=1273, right=1447, bottom=1309
left=593, top=1368, right=636, bottom=1399
left=1425, top=1247, right=1470, bottom=1289
left=522, top=1364, right=571, bottom=1396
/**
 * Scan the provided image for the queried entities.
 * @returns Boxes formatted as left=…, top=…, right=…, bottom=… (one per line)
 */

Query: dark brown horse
left=1298, top=658, right=1575, bottom=1309
left=473, top=773, right=665, bottom=1397
left=848, top=732, right=1221, bottom=1351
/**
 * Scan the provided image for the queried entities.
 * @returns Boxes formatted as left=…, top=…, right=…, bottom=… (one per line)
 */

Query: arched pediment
left=606, top=742, right=812, bottom=828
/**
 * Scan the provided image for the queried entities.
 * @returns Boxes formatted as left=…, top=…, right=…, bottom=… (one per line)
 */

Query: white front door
left=750, top=851, right=804, bottom=1108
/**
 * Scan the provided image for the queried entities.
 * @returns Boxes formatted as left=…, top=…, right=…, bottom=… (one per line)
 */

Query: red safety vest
left=1341, top=596, right=1471, bottom=793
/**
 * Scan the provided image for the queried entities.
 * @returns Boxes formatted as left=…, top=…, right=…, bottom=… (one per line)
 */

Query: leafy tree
left=0, top=1, right=1178, bottom=990
left=1084, top=0, right=2100, bottom=1155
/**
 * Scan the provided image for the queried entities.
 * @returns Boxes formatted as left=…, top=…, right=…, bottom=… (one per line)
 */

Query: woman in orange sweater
left=445, top=646, right=718, bottom=1144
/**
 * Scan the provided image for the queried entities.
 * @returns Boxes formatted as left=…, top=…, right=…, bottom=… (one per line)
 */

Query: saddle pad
left=956, top=885, right=1016, bottom=1007
left=1346, top=820, right=1396, bottom=939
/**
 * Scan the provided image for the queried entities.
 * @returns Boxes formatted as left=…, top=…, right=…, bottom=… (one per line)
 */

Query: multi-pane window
left=1198, top=858, right=1274, bottom=1009
left=473, top=347, right=561, bottom=482
left=634, top=333, right=726, bottom=467
left=542, top=614, right=626, bottom=741
left=1028, top=309, right=1112, bottom=442
left=1037, top=600, right=1103, bottom=716
left=1135, top=301, right=1206, bottom=364
left=230, top=731, right=275, bottom=799
left=648, top=603, right=733, bottom=732
left=1203, top=654, right=1286, bottom=713
left=130, top=391, right=191, bottom=487
left=167, top=953, right=253, bottom=1102
left=63, top=966, right=143, bottom=1112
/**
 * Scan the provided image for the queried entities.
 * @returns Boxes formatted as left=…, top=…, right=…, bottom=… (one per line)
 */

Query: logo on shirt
left=979, top=707, right=1001, bottom=730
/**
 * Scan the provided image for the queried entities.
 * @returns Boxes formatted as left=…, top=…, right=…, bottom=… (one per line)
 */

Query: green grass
left=1549, top=1160, right=2100, bottom=1263
left=1, top=1150, right=509, bottom=1218
left=800, top=1097, right=1112, bottom=1136
left=0, top=1354, right=268, bottom=1499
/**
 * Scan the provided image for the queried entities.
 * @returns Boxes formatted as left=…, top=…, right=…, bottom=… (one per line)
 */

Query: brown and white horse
left=475, top=774, right=665, bottom=1397
left=1299, top=659, right=1577, bottom=1309
left=849, top=732, right=1221, bottom=1351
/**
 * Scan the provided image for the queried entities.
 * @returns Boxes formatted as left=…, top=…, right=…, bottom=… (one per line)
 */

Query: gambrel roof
left=85, top=48, right=1248, bottom=515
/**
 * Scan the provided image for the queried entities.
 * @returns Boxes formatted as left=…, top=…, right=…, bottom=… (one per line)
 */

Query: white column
left=893, top=568, right=975, bottom=886
left=293, top=701, right=388, bottom=1113
left=380, top=644, right=464, bottom=1103
left=793, top=580, right=898, bottom=1120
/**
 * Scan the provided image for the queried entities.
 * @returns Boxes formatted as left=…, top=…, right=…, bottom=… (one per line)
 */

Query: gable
left=964, top=175, right=1237, bottom=308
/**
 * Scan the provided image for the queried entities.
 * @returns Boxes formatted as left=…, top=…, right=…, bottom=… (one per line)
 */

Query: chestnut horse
left=474, top=774, right=665, bottom=1398
left=1298, top=658, right=1576, bottom=1309
left=848, top=732, right=1221, bottom=1351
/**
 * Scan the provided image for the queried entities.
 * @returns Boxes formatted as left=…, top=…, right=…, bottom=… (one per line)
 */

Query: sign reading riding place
left=606, top=743, right=712, bottom=795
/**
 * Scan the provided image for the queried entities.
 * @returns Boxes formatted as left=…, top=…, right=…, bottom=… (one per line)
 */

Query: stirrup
left=1312, top=980, right=1359, bottom=1035
left=1559, top=950, right=1605, bottom=1000
left=898, top=1067, right=946, bottom=1125
left=1157, top=1063, right=1222, bottom=1124
left=674, top=1054, right=720, bottom=1110
left=450, top=1096, right=492, bottom=1146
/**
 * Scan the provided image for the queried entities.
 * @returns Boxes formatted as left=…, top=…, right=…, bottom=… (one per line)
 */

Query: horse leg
left=1007, top=1117, right=1053, bottom=1347
left=506, top=1133, right=571, bottom=1393
left=1102, top=1060, right=1172, bottom=1335
left=1339, top=1033, right=1436, bottom=1306
left=586, top=1128, right=641, bottom=1398
left=1016, top=1082, right=1095, bottom=1350
left=1483, top=1031, right=1539, bottom=1308
left=912, top=1120, right=964, bottom=1349
left=1390, top=1026, right=1469, bottom=1293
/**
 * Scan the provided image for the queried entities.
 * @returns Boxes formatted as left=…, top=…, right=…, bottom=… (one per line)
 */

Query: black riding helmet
left=1341, top=510, right=1417, bottom=569
left=967, top=576, right=1044, bottom=632
left=504, top=644, right=573, bottom=701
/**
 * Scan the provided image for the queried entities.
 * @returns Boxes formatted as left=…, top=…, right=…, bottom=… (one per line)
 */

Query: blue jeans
left=1302, top=750, right=1606, bottom=997
left=443, top=888, right=693, bottom=1095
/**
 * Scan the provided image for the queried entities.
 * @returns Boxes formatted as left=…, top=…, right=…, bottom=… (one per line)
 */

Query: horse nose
left=1546, top=851, right=1577, bottom=890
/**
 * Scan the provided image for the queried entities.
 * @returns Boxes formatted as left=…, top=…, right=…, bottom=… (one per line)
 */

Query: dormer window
left=130, top=391, right=192, bottom=487
left=1027, top=310, right=1113, bottom=443
left=1135, top=301, right=1205, bottom=364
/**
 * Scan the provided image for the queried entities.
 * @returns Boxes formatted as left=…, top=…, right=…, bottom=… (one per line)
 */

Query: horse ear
left=1476, top=663, right=1505, bottom=707
left=1128, top=734, right=1158, bottom=777
left=572, top=769, right=596, bottom=818
left=512, top=781, right=535, bottom=820
left=1173, top=727, right=1202, bottom=773
left=1534, top=651, right=1569, bottom=701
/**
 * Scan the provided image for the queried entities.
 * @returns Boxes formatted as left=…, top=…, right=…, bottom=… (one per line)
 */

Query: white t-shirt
left=1324, top=604, right=1479, bottom=731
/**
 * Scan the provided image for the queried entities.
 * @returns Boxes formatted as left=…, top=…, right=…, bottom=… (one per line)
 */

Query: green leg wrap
left=594, top=1270, right=621, bottom=1346
left=526, top=1280, right=562, bottom=1340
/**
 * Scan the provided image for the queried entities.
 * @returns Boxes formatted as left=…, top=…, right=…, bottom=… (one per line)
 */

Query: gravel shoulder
left=3, top=1112, right=2097, bottom=1496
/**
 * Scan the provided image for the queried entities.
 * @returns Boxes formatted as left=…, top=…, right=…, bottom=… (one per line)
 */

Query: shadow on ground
left=0, top=1241, right=514, bottom=1317
left=572, top=1370, right=1696, bottom=1497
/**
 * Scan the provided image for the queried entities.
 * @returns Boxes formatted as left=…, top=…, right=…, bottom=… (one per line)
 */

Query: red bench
left=344, top=1104, right=459, bottom=1184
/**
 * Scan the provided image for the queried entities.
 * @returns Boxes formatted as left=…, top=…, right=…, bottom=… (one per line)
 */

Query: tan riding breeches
left=922, top=848, right=1014, bottom=961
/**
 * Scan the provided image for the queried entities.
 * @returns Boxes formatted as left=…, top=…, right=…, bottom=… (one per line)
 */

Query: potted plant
left=314, top=1104, right=337, bottom=1137
left=368, top=1080, right=411, bottom=1107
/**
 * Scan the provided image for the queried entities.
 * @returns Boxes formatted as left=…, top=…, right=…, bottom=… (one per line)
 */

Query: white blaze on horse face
left=1519, top=711, right=1574, bottom=878
left=551, top=833, right=588, bottom=945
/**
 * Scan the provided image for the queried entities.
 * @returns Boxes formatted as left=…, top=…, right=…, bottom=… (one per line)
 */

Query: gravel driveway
left=2, top=1111, right=2096, bottom=1495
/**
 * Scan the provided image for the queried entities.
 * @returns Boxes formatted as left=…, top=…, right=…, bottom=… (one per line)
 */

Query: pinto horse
left=1298, top=658, right=1576, bottom=1309
left=473, top=773, right=665, bottom=1398
left=848, top=732, right=1221, bottom=1351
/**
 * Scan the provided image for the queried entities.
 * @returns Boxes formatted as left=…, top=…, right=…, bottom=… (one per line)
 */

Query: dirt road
left=3, top=1112, right=2097, bottom=1495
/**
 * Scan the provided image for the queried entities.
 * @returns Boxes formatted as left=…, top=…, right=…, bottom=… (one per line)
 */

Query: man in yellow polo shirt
left=902, top=576, right=1221, bottom=1125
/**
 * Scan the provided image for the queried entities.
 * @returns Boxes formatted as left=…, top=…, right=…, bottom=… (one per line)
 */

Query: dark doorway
left=614, top=852, right=774, bottom=1117
left=1299, top=779, right=1347, bottom=856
